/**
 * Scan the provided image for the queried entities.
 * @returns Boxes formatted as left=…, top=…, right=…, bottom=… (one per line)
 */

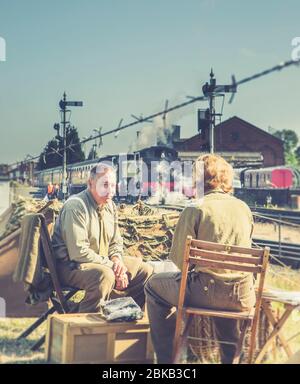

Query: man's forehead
left=95, top=170, right=116, bottom=181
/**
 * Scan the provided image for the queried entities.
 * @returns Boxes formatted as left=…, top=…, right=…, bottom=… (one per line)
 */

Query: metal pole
left=278, top=214, right=282, bottom=259
left=62, top=92, right=67, bottom=199
left=209, top=92, right=215, bottom=154
left=207, top=69, right=216, bottom=154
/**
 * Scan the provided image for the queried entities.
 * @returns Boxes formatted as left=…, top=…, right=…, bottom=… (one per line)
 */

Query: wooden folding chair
left=172, top=236, right=270, bottom=364
left=17, top=214, right=81, bottom=350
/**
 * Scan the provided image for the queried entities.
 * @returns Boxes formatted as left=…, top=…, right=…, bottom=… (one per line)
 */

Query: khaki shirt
left=169, top=190, right=254, bottom=281
left=52, top=189, right=123, bottom=267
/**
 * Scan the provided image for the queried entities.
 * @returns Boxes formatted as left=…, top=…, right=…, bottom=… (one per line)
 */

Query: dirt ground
left=253, top=222, right=300, bottom=244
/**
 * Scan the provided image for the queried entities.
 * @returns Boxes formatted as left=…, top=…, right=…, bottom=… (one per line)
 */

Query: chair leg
left=254, top=304, right=294, bottom=364
left=31, top=335, right=46, bottom=351
left=17, top=289, right=79, bottom=349
left=30, top=291, right=80, bottom=351
left=17, top=305, right=56, bottom=340
left=173, top=314, right=193, bottom=364
left=232, top=320, right=250, bottom=364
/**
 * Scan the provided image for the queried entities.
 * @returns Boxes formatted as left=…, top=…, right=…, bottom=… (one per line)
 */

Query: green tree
left=66, top=126, right=85, bottom=164
left=37, top=126, right=85, bottom=170
left=295, top=146, right=300, bottom=167
left=273, top=129, right=299, bottom=166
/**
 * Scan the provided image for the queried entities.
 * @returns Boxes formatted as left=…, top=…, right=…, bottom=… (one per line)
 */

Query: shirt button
left=204, top=286, right=208, bottom=291
left=210, top=279, right=215, bottom=284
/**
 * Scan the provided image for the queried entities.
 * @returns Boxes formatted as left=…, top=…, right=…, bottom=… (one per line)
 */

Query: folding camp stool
left=254, top=289, right=300, bottom=363
left=16, top=213, right=82, bottom=351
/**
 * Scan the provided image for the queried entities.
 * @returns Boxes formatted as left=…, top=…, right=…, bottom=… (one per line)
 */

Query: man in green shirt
left=52, top=163, right=153, bottom=313
left=145, top=154, right=256, bottom=364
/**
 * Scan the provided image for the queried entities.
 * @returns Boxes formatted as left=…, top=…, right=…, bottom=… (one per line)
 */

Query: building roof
left=173, top=115, right=284, bottom=147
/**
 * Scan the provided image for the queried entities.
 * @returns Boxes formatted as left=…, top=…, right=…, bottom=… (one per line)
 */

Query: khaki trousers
left=145, top=271, right=255, bottom=364
left=57, top=256, right=153, bottom=313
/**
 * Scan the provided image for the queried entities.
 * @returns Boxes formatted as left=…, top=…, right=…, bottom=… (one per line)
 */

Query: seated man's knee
left=87, top=265, right=115, bottom=289
left=145, top=273, right=162, bottom=295
left=140, top=262, right=154, bottom=280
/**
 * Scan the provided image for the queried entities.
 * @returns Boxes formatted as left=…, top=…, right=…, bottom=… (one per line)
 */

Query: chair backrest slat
left=190, top=239, right=263, bottom=257
left=190, top=248, right=261, bottom=265
left=190, top=257, right=261, bottom=273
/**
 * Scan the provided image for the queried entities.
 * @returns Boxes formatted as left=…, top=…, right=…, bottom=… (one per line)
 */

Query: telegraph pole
left=208, top=70, right=216, bottom=153
left=59, top=93, right=83, bottom=200
left=59, top=92, right=68, bottom=199
left=201, top=69, right=236, bottom=153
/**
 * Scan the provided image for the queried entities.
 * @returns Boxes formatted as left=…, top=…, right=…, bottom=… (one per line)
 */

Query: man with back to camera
left=145, top=154, right=255, bottom=364
left=52, top=162, right=153, bottom=312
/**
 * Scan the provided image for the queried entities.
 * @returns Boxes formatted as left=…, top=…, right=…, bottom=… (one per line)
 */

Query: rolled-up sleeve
left=60, top=203, right=111, bottom=265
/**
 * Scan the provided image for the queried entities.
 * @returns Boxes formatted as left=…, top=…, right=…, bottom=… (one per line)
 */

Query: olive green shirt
left=52, top=189, right=123, bottom=267
left=169, top=190, right=254, bottom=281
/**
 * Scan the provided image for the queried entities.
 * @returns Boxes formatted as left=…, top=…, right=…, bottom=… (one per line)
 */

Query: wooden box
left=45, top=313, right=154, bottom=364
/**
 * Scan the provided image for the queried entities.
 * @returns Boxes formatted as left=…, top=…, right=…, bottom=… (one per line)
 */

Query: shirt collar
left=86, top=189, right=111, bottom=212
left=204, top=188, right=226, bottom=196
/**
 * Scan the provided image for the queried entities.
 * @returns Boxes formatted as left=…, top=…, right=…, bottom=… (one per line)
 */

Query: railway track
left=253, top=238, right=300, bottom=268
left=250, top=206, right=300, bottom=225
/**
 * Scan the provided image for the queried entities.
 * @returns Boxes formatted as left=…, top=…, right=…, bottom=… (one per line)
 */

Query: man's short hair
left=89, top=162, right=116, bottom=179
left=194, top=154, right=233, bottom=193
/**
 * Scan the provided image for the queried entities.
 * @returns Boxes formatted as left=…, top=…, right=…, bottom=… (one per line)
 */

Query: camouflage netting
left=118, top=201, right=179, bottom=261
left=0, top=197, right=63, bottom=242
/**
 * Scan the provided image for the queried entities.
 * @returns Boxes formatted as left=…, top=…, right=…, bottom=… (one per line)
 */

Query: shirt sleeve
left=169, top=207, right=201, bottom=271
left=60, top=202, right=113, bottom=266
left=108, top=203, right=124, bottom=262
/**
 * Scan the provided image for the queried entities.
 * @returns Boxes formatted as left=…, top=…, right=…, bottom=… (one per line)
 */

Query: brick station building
left=172, top=116, right=284, bottom=167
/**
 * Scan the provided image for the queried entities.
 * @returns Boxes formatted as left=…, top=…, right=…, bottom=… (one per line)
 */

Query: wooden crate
left=45, top=313, right=154, bottom=364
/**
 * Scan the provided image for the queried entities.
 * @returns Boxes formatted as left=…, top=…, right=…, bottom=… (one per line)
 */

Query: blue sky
left=1, top=0, right=300, bottom=163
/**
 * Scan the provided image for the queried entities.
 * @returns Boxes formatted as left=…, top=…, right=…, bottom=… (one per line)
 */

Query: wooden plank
left=189, top=257, right=261, bottom=273
left=107, top=332, right=115, bottom=362
left=61, top=323, right=68, bottom=364
left=190, top=239, right=263, bottom=257
left=190, top=248, right=261, bottom=265
left=44, top=316, right=52, bottom=362
left=248, top=246, right=270, bottom=363
left=185, top=306, right=254, bottom=320
left=64, top=326, right=75, bottom=364
left=48, top=317, right=63, bottom=363
left=73, top=333, right=108, bottom=363
left=114, top=331, right=148, bottom=362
